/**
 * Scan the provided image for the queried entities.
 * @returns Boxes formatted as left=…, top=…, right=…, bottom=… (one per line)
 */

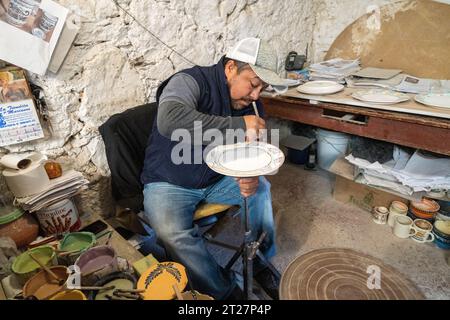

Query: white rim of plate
left=296, top=81, right=344, bottom=95
left=414, top=94, right=450, bottom=109
left=205, top=142, right=285, bottom=177
left=351, top=90, right=409, bottom=104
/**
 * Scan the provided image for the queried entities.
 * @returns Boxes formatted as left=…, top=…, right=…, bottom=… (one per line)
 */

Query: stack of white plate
left=414, top=93, right=450, bottom=109
left=351, top=89, right=410, bottom=105
left=296, top=80, right=344, bottom=95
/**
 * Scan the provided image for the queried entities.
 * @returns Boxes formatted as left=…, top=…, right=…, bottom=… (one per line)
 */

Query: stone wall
left=0, top=0, right=410, bottom=217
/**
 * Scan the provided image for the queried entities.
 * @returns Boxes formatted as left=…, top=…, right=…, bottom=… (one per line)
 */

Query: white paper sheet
left=346, top=147, right=450, bottom=193
left=394, top=75, right=450, bottom=94
left=0, top=0, right=68, bottom=75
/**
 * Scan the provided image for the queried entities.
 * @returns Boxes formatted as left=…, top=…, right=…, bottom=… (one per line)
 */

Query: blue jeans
left=142, top=176, right=276, bottom=300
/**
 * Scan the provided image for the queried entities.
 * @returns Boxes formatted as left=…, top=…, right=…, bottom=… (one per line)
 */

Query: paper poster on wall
left=0, top=0, right=68, bottom=75
left=0, top=68, right=44, bottom=146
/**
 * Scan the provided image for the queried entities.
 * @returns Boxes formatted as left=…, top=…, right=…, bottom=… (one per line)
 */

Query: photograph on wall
left=0, top=0, right=68, bottom=75
left=0, top=67, right=44, bottom=146
left=0, top=0, right=59, bottom=43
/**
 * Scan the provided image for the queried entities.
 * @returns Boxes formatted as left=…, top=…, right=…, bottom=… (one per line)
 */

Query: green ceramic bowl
left=12, top=245, right=57, bottom=285
left=58, top=232, right=96, bottom=265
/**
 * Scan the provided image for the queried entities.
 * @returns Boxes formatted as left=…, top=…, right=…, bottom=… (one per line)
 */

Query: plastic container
left=316, top=128, right=349, bottom=170
left=35, top=198, right=81, bottom=236
left=286, top=146, right=310, bottom=165
left=282, top=135, right=315, bottom=165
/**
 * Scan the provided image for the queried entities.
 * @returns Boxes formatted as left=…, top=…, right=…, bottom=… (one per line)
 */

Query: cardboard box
left=330, top=157, right=409, bottom=212
left=333, top=175, right=408, bottom=212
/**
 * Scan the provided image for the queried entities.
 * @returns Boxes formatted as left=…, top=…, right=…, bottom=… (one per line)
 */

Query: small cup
left=388, top=201, right=408, bottom=228
left=411, top=219, right=435, bottom=243
left=372, top=206, right=388, bottom=224
left=393, top=216, right=416, bottom=239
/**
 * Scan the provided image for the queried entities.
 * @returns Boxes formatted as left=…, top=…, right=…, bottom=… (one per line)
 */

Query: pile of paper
left=14, top=169, right=89, bottom=212
left=393, top=75, right=450, bottom=94
left=346, top=147, right=450, bottom=196
left=308, top=58, right=360, bottom=83
left=346, top=73, right=404, bottom=90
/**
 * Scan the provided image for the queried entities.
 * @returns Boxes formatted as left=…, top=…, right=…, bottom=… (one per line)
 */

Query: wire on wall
left=111, top=0, right=197, bottom=66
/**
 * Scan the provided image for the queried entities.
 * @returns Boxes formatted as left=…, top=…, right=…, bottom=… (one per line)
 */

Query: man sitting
left=141, top=37, right=287, bottom=300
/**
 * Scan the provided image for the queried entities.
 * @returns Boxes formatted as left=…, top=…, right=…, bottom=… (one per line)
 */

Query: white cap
left=226, top=38, right=288, bottom=94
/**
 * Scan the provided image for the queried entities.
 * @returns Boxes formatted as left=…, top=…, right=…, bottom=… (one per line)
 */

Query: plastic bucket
left=35, top=198, right=81, bottom=236
left=316, top=129, right=349, bottom=170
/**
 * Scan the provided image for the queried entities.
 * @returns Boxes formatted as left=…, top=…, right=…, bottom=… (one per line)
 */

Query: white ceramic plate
left=351, top=89, right=410, bottom=104
left=414, top=93, right=450, bottom=109
left=205, top=142, right=285, bottom=177
left=296, top=80, right=344, bottom=95
left=284, top=79, right=302, bottom=87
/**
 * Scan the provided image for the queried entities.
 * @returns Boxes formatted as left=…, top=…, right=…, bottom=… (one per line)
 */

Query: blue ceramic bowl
left=433, top=231, right=450, bottom=250
left=432, top=226, right=450, bottom=241
left=434, top=238, right=450, bottom=250
left=437, top=199, right=450, bottom=216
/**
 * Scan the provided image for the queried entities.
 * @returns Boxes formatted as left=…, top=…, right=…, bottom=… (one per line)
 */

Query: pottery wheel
left=279, top=248, right=424, bottom=300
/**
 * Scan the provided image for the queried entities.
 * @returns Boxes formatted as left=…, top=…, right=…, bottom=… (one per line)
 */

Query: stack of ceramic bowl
left=433, top=220, right=450, bottom=249
left=408, top=198, right=440, bottom=223
left=436, top=199, right=450, bottom=221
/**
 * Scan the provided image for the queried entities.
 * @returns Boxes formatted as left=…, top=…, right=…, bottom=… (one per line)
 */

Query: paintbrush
left=105, top=294, right=131, bottom=300
left=113, top=291, right=142, bottom=300
left=252, top=101, right=259, bottom=117
left=73, top=285, right=116, bottom=291
left=185, top=271, right=197, bottom=300
left=173, top=284, right=184, bottom=300
left=55, top=249, right=80, bottom=257
left=29, top=252, right=65, bottom=285
left=115, top=288, right=145, bottom=293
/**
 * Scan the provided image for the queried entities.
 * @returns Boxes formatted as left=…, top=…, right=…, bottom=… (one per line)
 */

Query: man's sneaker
left=254, top=267, right=280, bottom=300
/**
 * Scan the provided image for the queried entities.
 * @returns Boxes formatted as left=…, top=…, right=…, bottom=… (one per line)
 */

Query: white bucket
left=316, top=128, right=349, bottom=169
left=35, top=198, right=81, bottom=236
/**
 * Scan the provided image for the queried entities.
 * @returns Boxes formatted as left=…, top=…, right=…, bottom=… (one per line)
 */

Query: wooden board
left=280, top=248, right=425, bottom=300
left=283, top=87, right=450, bottom=120
left=325, top=0, right=450, bottom=79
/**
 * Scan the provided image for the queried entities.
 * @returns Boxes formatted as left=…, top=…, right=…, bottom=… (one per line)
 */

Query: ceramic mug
left=31, top=11, right=58, bottom=40
left=411, top=219, right=435, bottom=243
left=6, top=0, right=40, bottom=27
left=393, top=216, right=416, bottom=239
left=372, top=206, right=389, bottom=224
left=388, top=201, right=408, bottom=227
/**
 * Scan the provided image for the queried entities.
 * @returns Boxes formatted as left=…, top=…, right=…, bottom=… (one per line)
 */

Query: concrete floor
left=209, top=163, right=450, bottom=300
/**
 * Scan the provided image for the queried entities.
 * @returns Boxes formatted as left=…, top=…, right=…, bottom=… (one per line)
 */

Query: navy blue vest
left=140, top=56, right=264, bottom=189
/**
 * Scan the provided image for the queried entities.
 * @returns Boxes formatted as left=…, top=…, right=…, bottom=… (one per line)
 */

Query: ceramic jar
left=387, top=201, right=408, bottom=228
left=0, top=206, right=39, bottom=248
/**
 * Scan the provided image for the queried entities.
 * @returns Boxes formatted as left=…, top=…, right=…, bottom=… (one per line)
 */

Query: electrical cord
left=111, top=0, right=197, bottom=66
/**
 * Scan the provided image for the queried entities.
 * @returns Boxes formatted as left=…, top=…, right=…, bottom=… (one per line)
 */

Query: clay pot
left=22, top=266, right=69, bottom=300
left=12, top=245, right=57, bottom=285
left=0, top=210, right=39, bottom=248
left=74, top=245, right=119, bottom=286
